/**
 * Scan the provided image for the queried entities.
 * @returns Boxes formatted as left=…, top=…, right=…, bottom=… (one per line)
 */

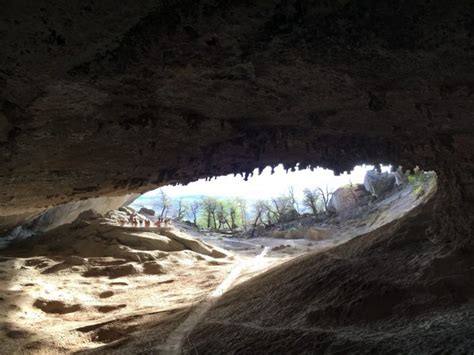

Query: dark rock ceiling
left=0, top=0, right=473, bottom=233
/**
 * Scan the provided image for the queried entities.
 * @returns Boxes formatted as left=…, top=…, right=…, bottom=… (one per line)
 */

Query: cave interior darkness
left=0, top=0, right=473, bottom=353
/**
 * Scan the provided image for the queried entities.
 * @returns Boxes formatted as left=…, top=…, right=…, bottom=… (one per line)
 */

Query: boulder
left=305, top=227, right=333, bottom=241
left=160, top=229, right=228, bottom=258
left=106, top=230, right=186, bottom=252
left=363, top=170, right=396, bottom=197
left=393, top=166, right=409, bottom=186
left=328, top=184, right=370, bottom=215
left=139, top=207, right=155, bottom=216
left=119, top=206, right=136, bottom=215
left=279, top=208, right=300, bottom=223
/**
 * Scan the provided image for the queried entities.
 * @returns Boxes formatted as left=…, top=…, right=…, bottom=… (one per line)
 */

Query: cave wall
left=0, top=1, right=473, bottom=238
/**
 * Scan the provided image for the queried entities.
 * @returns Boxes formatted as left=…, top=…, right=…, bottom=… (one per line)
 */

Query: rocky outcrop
left=328, top=184, right=371, bottom=216
left=364, top=170, right=396, bottom=198
left=139, top=207, right=155, bottom=217
left=0, top=194, right=138, bottom=247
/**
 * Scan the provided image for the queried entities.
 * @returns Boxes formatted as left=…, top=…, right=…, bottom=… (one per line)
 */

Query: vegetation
left=407, top=168, right=437, bottom=199
left=131, top=167, right=436, bottom=236
left=135, top=185, right=336, bottom=235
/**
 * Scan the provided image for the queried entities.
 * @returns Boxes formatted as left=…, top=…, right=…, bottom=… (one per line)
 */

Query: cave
left=1, top=1, right=473, bottom=353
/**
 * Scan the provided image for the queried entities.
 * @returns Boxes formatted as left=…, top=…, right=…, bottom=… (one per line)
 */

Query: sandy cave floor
left=0, top=226, right=297, bottom=354
left=0, top=251, right=236, bottom=354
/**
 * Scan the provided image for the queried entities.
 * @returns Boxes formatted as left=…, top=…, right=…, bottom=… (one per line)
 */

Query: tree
left=202, top=197, right=218, bottom=230
left=175, top=198, right=187, bottom=221
left=235, top=198, right=247, bottom=230
left=157, top=189, right=171, bottom=219
left=250, top=200, right=267, bottom=237
left=216, top=202, right=228, bottom=230
left=317, top=185, right=333, bottom=212
left=303, top=188, right=320, bottom=216
left=189, top=201, right=200, bottom=226
left=302, top=186, right=334, bottom=214
left=229, top=204, right=238, bottom=231
left=267, top=194, right=296, bottom=225
left=288, top=186, right=300, bottom=213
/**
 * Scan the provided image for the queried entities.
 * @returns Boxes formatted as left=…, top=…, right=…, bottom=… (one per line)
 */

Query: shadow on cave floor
left=182, top=182, right=474, bottom=354
left=0, top=170, right=440, bottom=353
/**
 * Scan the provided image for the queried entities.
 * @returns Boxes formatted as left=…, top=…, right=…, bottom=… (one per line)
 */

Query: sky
left=137, top=164, right=391, bottom=202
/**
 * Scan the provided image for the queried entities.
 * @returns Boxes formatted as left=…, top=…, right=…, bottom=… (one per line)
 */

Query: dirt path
left=155, top=246, right=270, bottom=354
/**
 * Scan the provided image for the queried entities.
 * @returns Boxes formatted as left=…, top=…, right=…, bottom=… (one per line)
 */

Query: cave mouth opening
left=0, top=162, right=437, bottom=353
left=128, top=163, right=437, bottom=239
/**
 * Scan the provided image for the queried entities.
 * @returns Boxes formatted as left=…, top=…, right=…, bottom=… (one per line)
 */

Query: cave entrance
left=125, top=164, right=437, bottom=257
left=0, top=163, right=437, bottom=353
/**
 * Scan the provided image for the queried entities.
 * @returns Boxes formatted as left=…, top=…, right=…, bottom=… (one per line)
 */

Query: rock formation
left=327, top=183, right=371, bottom=216
left=0, top=1, right=473, bottom=353
left=0, top=1, right=472, bottom=237
left=363, top=170, right=396, bottom=198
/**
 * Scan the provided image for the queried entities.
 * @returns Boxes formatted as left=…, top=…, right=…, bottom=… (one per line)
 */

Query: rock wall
left=0, top=194, right=138, bottom=247
left=0, top=1, right=472, bottom=244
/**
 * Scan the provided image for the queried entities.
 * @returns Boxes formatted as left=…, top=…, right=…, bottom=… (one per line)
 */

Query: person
left=154, top=218, right=161, bottom=228
left=132, top=217, right=138, bottom=228
left=144, top=219, right=150, bottom=228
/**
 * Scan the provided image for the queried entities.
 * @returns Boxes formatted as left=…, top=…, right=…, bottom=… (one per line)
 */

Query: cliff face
left=1, top=2, right=473, bottom=233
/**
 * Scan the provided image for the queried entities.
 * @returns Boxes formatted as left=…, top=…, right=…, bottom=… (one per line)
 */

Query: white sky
left=141, top=164, right=391, bottom=201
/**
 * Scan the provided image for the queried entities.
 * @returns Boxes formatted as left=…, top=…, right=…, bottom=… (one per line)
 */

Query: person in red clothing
left=154, top=218, right=161, bottom=228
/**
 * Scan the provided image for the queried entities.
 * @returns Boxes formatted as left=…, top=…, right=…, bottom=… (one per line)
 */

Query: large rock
left=139, top=207, right=155, bottom=217
left=102, top=229, right=186, bottom=252
left=161, top=229, right=228, bottom=258
left=328, top=184, right=370, bottom=216
left=279, top=209, right=300, bottom=223
left=0, top=194, right=139, bottom=248
left=364, top=171, right=396, bottom=198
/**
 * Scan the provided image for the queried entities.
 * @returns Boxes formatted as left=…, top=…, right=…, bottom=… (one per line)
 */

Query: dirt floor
left=0, top=213, right=240, bottom=354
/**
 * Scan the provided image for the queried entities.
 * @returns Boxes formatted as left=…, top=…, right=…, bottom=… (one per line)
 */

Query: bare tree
left=216, top=202, right=228, bottom=230
left=303, top=188, right=320, bottom=216
left=175, top=198, right=187, bottom=221
left=228, top=204, right=238, bottom=232
left=288, top=186, right=300, bottom=213
left=190, top=201, right=200, bottom=226
left=157, top=189, right=171, bottom=219
left=317, top=185, right=333, bottom=213
left=268, top=195, right=295, bottom=225
left=250, top=200, right=266, bottom=237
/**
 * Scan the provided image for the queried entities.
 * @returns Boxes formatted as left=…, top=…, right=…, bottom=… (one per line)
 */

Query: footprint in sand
left=95, top=304, right=127, bottom=313
left=99, top=291, right=114, bottom=299
left=33, top=299, right=81, bottom=314
left=110, top=282, right=128, bottom=286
